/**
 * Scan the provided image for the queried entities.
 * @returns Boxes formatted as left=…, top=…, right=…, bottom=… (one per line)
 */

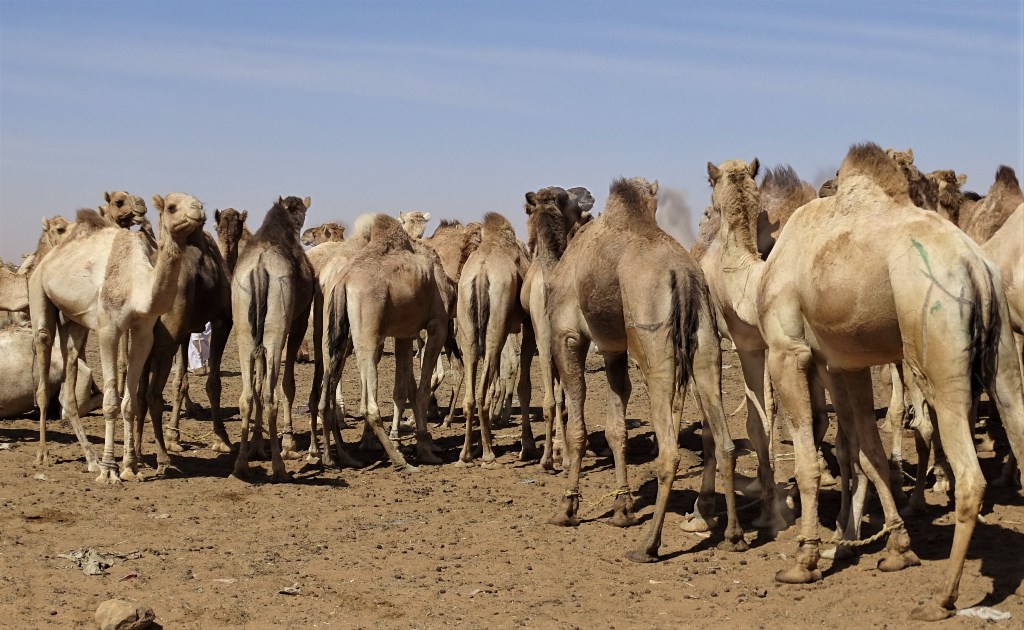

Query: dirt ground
left=0, top=330, right=1021, bottom=629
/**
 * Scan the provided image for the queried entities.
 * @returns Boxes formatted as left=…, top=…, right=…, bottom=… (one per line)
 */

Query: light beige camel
left=0, top=324, right=102, bottom=419
left=546, top=176, right=746, bottom=562
left=963, top=166, right=1023, bottom=243
left=398, top=211, right=431, bottom=239
left=301, top=222, right=345, bottom=247
left=755, top=165, right=816, bottom=258
left=455, top=212, right=535, bottom=465
left=521, top=186, right=593, bottom=470
left=99, top=191, right=148, bottom=229
left=29, top=194, right=206, bottom=482
left=230, top=196, right=314, bottom=481
left=213, top=208, right=251, bottom=274
left=0, top=216, right=74, bottom=313
left=713, top=144, right=1024, bottom=620
left=886, top=148, right=938, bottom=211
left=319, top=214, right=454, bottom=471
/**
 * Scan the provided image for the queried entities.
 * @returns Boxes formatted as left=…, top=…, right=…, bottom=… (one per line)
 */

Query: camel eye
left=168, top=204, right=177, bottom=212
left=116, top=200, right=124, bottom=208
left=56, top=227, right=65, bottom=233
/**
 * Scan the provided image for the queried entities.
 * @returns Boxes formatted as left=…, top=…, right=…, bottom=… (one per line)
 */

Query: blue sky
left=1, top=0, right=1021, bottom=260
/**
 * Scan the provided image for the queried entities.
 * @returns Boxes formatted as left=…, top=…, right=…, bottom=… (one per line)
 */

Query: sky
left=1, top=0, right=1021, bottom=261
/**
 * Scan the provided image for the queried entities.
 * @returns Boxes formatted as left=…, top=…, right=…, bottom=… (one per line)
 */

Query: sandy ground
left=0, top=331, right=1021, bottom=629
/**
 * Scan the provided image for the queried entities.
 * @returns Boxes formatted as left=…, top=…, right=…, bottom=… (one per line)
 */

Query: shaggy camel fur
left=213, top=208, right=251, bottom=274
left=755, top=165, right=816, bottom=258
left=546, top=177, right=746, bottom=562
left=521, top=186, right=593, bottom=470
left=456, top=212, right=535, bottom=465
left=398, top=211, right=431, bottom=239
left=1, top=324, right=102, bottom=419
left=301, top=222, right=346, bottom=247
left=230, top=196, right=314, bottom=481
left=716, top=144, right=1024, bottom=620
left=30, top=194, right=206, bottom=482
left=139, top=224, right=234, bottom=461
left=963, top=166, right=1023, bottom=243
left=320, top=214, right=454, bottom=471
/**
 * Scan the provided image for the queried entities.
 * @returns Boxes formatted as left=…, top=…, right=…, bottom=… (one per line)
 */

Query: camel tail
left=327, top=284, right=350, bottom=362
left=670, top=269, right=702, bottom=396
left=968, top=265, right=1001, bottom=397
left=247, top=266, right=270, bottom=400
left=472, top=275, right=490, bottom=358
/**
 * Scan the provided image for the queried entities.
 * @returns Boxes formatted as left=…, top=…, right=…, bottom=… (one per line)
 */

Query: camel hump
left=74, top=208, right=109, bottom=234
left=369, top=213, right=411, bottom=250
left=482, top=212, right=512, bottom=232
left=839, top=142, right=911, bottom=203
left=993, top=165, right=1020, bottom=191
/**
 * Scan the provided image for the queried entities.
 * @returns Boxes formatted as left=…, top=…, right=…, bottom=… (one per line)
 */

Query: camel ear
left=277, top=196, right=285, bottom=206
left=957, top=173, right=968, bottom=187
left=214, top=209, right=222, bottom=223
left=707, top=162, right=721, bottom=185
left=650, top=180, right=659, bottom=195
left=303, top=196, right=311, bottom=209
left=152, top=195, right=165, bottom=211
left=906, top=148, right=914, bottom=162
left=525, top=191, right=536, bottom=206
left=748, top=158, right=760, bottom=179
left=423, top=212, right=431, bottom=221
left=240, top=210, right=248, bottom=222
left=41, top=217, right=50, bottom=230
left=104, top=191, right=112, bottom=203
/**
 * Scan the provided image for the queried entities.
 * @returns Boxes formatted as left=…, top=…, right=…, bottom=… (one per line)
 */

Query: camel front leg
left=359, top=346, right=416, bottom=472
left=119, top=323, right=155, bottom=481
left=166, top=343, right=188, bottom=453
left=390, top=339, right=413, bottom=441
left=61, top=324, right=102, bottom=471
left=737, top=349, right=786, bottom=532
left=517, top=323, right=537, bottom=460
left=206, top=319, right=232, bottom=453
left=412, top=320, right=447, bottom=465
left=32, top=304, right=59, bottom=467
left=95, top=326, right=124, bottom=484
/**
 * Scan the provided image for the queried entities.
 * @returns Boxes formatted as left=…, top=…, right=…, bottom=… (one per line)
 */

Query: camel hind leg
left=517, top=323, right=538, bottom=460
left=206, top=319, right=232, bottom=452
left=547, top=329, right=589, bottom=527
left=166, top=343, right=189, bottom=452
left=119, top=322, right=155, bottom=481
left=60, top=324, right=101, bottom=471
left=603, top=352, right=638, bottom=528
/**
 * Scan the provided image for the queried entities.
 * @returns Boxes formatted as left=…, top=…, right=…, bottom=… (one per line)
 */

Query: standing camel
left=1, top=216, right=74, bottom=313
left=214, top=208, right=251, bottom=275
left=230, top=196, right=314, bottom=481
left=711, top=144, right=1024, bottom=620
left=29, top=194, right=206, bottom=482
left=320, top=214, right=454, bottom=471
left=456, top=212, right=534, bottom=465
left=546, top=177, right=746, bottom=561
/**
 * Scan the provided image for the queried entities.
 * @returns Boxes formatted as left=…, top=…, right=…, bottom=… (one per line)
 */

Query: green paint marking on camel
left=930, top=301, right=942, bottom=314
left=911, top=239, right=933, bottom=276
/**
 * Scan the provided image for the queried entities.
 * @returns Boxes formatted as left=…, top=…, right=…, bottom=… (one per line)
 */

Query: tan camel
left=319, top=213, right=454, bottom=471
left=398, top=211, right=431, bottom=239
left=1, top=323, right=102, bottom=419
left=546, top=176, right=746, bottom=562
left=0, top=216, right=74, bottom=312
left=521, top=186, right=593, bottom=470
left=455, top=212, right=535, bottom=465
left=139, top=223, right=234, bottom=463
left=925, top=169, right=968, bottom=224
left=213, top=208, right=251, bottom=274
left=963, top=166, right=1023, bottom=243
left=886, top=148, right=938, bottom=211
left=695, top=163, right=826, bottom=534
left=301, top=221, right=345, bottom=247
left=30, top=194, right=206, bottom=482
left=712, top=144, right=1024, bottom=620
left=98, top=191, right=148, bottom=228
left=230, top=196, right=314, bottom=481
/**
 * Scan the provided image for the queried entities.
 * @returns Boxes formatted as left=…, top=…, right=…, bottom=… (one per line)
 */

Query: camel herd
left=0, top=142, right=1022, bottom=621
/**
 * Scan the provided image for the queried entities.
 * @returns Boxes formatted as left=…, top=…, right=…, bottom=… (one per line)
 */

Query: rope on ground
left=829, top=519, right=901, bottom=548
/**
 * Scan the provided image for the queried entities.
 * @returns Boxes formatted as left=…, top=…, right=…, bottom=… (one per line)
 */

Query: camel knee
left=953, top=476, right=985, bottom=523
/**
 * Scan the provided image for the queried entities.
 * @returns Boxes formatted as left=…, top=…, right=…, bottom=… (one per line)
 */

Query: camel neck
left=146, top=233, right=185, bottom=316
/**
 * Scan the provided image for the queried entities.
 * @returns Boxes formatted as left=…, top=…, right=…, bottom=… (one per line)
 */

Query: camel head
left=214, top=208, right=248, bottom=247
left=398, top=211, right=431, bottom=239
left=707, top=159, right=760, bottom=228
left=926, top=169, right=968, bottom=223
left=276, top=195, right=312, bottom=235
left=884, top=147, right=936, bottom=209
left=152, top=192, right=206, bottom=243
left=101, top=191, right=148, bottom=229
left=301, top=222, right=346, bottom=247
left=39, top=215, right=72, bottom=248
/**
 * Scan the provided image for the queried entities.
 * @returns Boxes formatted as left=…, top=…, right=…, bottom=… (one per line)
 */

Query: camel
left=1, top=323, right=102, bottom=419
left=962, top=166, right=1023, bottom=243
left=398, top=211, right=431, bottom=239
left=138, top=222, right=234, bottom=462
left=301, top=221, right=345, bottom=247
left=230, top=196, right=314, bottom=481
left=29, top=193, right=206, bottom=483
left=98, top=191, right=148, bottom=229
left=925, top=169, right=968, bottom=225
left=455, top=212, right=535, bottom=465
left=319, top=213, right=454, bottom=471
left=520, top=186, right=593, bottom=470
left=0, top=216, right=74, bottom=313
left=213, top=208, right=251, bottom=274
left=886, top=148, right=938, bottom=211
left=546, top=176, right=746, bottom=562
left=694, top=163, right=824, bottom=534
left=710, top=144, right=1024, bottom=620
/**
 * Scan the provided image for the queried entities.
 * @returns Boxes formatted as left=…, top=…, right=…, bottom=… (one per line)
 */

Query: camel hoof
left=416, top=446, right=443, bottom=466
left=717, top=538, right=749, bottom=553
left=230, top=466, right=250, bottom=481
left=36, top=450, right=51, bottom=467
left=774, top=564, right=822, bottom=584
left=398, top=464, right=420, bottom=473
left=609, top=512, right=640, bottom=528
left=877, top=550, right=920, bottom=572
left=119, top=468, right=142, bottom=482
left=519, top=448, right=538, bottom=462
left=280, top=450, right=302, bottom=461
left=306, top=449, right=320, bottom=462
left=155, top=463, right=181, bottom=478
left=454, top=458, right=475, bottom=468
left=679, top=513, right=717, bottom=533
left=821, top=544, right=857, bottom=560
left=95, top=468, right=122, bottom=485
left=166, top=441, right=185, bottom=453
left=480, top=460, right=503, bottom=470
left=270, top=470, right=292, bottom=483
left=624, top=549, right=659, bottom=563
left=910, top=600, right=954, bottom=622
left=210, top=441, right=233, bottom=454
left=85, top=461, right=102, bottom=474
left=547, top=513, right=580, bottom=527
